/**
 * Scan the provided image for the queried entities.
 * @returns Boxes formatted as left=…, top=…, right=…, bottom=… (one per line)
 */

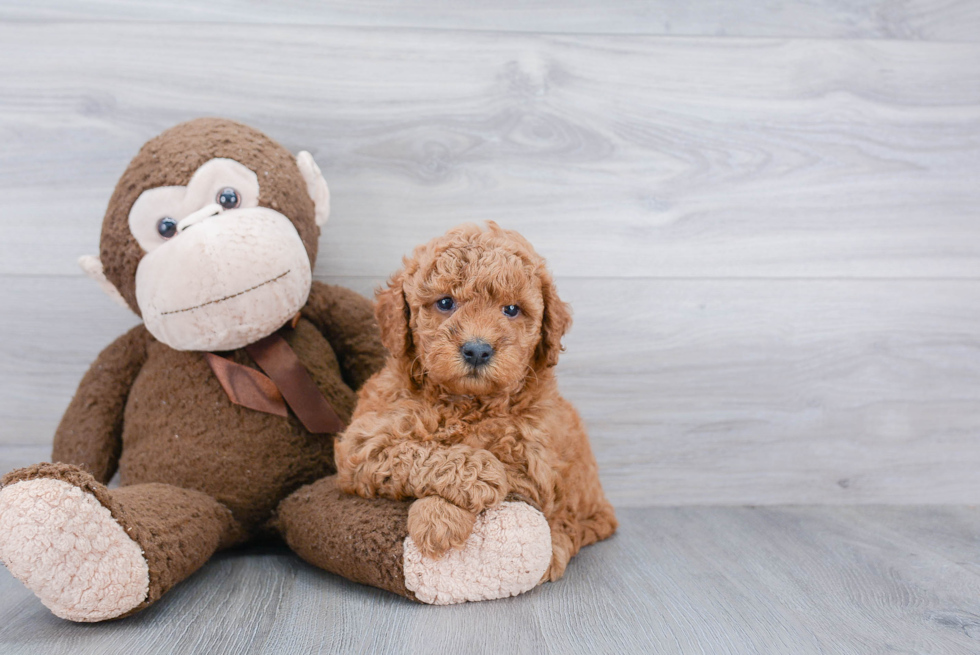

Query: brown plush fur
left=15, top=119, right=390, bottom=612
left=335, top=222, right=617, bottom=581
left=36, top=280, right=385, bottom=607
left=106, top=311, right=356, bottom=533
left=277, top=475, right=418, bottom=601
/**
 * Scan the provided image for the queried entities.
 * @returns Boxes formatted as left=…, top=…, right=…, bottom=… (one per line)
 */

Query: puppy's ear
left=375, top=272, right=413, bottom=359
left=534, top=268, right=572, bottom=368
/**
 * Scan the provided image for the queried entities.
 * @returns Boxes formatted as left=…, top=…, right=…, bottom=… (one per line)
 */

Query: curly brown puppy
left=335, top=222, right=617, bottom=583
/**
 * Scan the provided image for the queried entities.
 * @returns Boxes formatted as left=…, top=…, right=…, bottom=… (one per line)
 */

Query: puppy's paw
left=460, top=450, right=509, bottom=512
left=407, top=496, right=476, bottom=559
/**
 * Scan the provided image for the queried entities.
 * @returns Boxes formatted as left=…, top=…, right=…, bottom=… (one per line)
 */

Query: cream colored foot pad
left=403, top=501, right=552, bottom=605
left=0, top=478, right=149, bottom=622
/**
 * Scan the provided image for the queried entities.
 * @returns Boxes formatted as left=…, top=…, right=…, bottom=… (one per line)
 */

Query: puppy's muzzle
left=460, top=339, right=494, bottom=368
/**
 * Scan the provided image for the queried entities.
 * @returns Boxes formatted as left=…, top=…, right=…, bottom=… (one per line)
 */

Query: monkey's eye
left=502, top=304, right=521, bottom=318
left=157, top=217, right=178, bottom=239
left=216, top=187, right=240, bottom=209
left=435, top=297, right=456, bottom=313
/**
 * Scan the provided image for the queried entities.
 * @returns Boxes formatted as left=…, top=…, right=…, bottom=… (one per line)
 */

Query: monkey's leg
left=0, top=463, right=241, bottom=622
left=276, top=475, right=553, bottom=604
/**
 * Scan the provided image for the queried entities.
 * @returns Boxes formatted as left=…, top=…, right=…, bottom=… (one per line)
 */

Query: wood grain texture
left=3, top=275, right=977, bottom=506
left=1, top=0, right=979, bottom=41
left=0, top=14, right=977, bottom=506
left=1, top=503, right=980, bottom=654
left=0, top=23, right=978, bottom=279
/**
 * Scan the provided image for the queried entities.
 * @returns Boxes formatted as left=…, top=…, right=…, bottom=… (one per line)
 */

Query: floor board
left=1, top=504, right=979, bottom=654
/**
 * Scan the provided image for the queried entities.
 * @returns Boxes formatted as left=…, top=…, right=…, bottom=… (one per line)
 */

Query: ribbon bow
left=204, top=330, right=346, bottom=434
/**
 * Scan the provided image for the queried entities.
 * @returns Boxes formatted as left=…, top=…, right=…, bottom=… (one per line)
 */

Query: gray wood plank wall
left=2, top=1, right=979, bottom=40
left=0, top=3, right=978, bottom=506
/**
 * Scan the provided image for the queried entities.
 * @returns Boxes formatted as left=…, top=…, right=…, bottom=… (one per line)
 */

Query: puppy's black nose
left=461, top=340, right=494, bottom=368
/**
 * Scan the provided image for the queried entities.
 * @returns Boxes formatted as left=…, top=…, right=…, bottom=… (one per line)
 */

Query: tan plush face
left=129, top=159, right=311, bottom=351
left=84, top=118, right=330, bottom=352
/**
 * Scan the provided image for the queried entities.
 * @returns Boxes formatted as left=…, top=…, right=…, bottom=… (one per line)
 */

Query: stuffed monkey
left=0, top=119, right=552, bottom=621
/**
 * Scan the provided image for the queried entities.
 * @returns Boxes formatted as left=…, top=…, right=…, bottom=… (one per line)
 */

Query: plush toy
left=0, top=118, right=555, bottom=620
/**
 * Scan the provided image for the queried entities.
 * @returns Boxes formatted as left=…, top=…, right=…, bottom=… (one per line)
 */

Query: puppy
left=335, top=222, right=617, bottom=581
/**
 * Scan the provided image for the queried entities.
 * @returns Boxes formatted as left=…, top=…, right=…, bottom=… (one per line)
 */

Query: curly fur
left=335, top=222, right=617, bottom=581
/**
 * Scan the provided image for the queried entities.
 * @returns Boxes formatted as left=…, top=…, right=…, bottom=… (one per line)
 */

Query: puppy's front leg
left=407, top=496, right=476, bottom=558
left=336, top=418, right=510, bottom=512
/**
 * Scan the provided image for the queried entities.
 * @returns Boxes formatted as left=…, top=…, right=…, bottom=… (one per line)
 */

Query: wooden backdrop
left=1, top=1, right=978, bottom=506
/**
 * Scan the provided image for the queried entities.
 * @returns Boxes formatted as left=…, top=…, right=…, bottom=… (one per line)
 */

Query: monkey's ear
left=296, top=151, right=330, bottom=227
left=79, top=255, right=130, bottom=310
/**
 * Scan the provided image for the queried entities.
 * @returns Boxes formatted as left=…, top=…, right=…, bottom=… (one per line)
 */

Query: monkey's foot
left=403, top=501, right=552, bottom=605
left=0, top=471, right=149, bottom=622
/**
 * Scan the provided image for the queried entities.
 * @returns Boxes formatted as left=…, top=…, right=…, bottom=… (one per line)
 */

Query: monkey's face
left=85, top=119, right=331, bottom=352
left=129, top=158, right=312, bottom=351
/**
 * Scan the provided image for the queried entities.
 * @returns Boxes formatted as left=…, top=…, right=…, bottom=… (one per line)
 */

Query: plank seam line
left=0, top=18, right=977, bottom=45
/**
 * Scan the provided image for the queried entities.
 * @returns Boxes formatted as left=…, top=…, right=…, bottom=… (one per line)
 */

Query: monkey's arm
left=51, top=324, right=152, bottom=484
left=302, top=281, right=386, bottom=391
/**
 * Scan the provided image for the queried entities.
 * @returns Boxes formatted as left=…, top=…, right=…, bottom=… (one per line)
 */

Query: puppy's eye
left=502, top=304, right=521, bottom=318
left=435, top=297, right=456, bottom=313
left=157, top=217, right=178, bottom=239
left=217, top=187, right=240, bottom=209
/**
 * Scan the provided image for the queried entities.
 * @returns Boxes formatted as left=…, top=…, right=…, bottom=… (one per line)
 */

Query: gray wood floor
left=3, top=447, right=980, bottom=653
left=2, top=499, right=980, bottom=654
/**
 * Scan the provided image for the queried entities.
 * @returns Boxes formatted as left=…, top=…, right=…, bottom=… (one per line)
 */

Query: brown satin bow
left=205, top=330, right=346, bottom=434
